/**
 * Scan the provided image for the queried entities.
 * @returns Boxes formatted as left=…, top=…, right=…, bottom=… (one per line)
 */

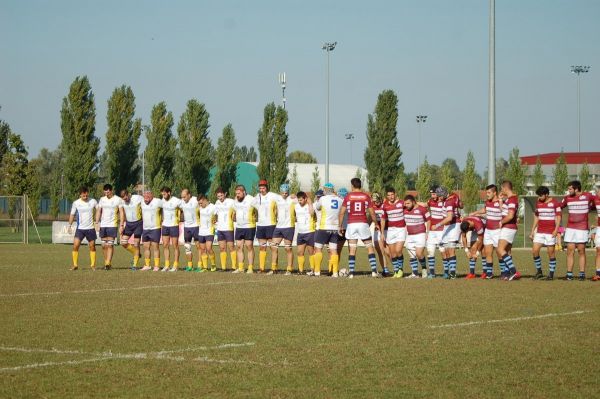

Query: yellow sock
left=314, top=252, right=323, bottom=273
left=247, top=264, right=253, bottom=271
left=328, top=258, right=333, bottom=273
left=90, top=252, right=96, bottom=267
left=187, top=261, right=193, bottom=267
left=145, top=258, right=150, bottom=267
left=259, top=251, right=267, bottom=271
left=126, top=245, right=136, bottom=254
left=238, top=262, right=245, bottom=271
left=271, top=262, right=278, bottom=272
left=197, top=260, right=202, bottom=268
left=230, top=251, right=237, bottom=269
left=133, top=256, right=139, bottom=266
left=331, top=254, right=339, bottom=274
left=154, top=258, right=160, bottom=267
left=298, top=256, right=305, bottom=272
left=309, top=255, right=315, bottom=269
left=287, top=264, right=293, bottom=272
left=173, top=261, right=179, bottom=268
left=201, top=255, right=209, bottom=269
left=209, top=254, right=216, bottom=267
left=164, top=260, right=170, bottom=268
left=72, top=251, right=78, bottom=267
left=220, top=252, right=227, bottom=270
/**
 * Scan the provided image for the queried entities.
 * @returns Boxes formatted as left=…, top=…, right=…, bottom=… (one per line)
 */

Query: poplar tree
left=462, top=151, right=480, bottom=213
left=552, top=152, right=568, bottom=195
left=579, top=162, right=593, bottom=192
left=364, top=90, right=402, bottom=194
left=145, top=102, right=175, bottom=193
left=310, top=166, right=321, bottom=194
left=532, top=156, right=545, bottom=189
left=175, top=99, right=213, bottom=194
left=505, top=147, right=526, bottom=195
left=271, top=106, right=289, bottom=188
left=60, top=76, right=99, bottom=197
left=257, top=103, right=277, bottom=181
left=415, top=158, right=432, bottom=201
left=289, top=165, right=300, bottom=194
left=104, top=85, right=142, bottom=191
left=209, top=123, right=238, bottom=200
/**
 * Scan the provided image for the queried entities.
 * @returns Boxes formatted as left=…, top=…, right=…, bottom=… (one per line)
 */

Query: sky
left=1, top=0, right=599, bottom=174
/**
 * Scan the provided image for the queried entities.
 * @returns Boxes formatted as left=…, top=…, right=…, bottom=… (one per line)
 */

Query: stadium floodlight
left=278, top=72, right=287, bottom=109
left=488, top=0, right=496, bottom=185
left=322, top=41, right=337, bottom=184
left=570, top=65, right=590, bottom=152
left=416, top=115, right=427, bottom=179
left=345, top=133, right=355, bottom=164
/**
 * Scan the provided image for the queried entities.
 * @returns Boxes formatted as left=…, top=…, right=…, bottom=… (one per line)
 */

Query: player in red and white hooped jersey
left=529, top=186, right=561, bottom=280
left=372, top=192, right=391, bottom=276
left=497, top=180, right=520, bottom=280
left=460, top=216, right=485, bottom=278
left=426, top=186, right=445, bottom=277
left=431, top=187, right=462, bottom=279
left=592, top=194, right=600, bottom=281
left=470, top=184, right=502, bottom=278
left=338, top=178, right=378, bottom=278
left=381, top=187, right=407, bottom=278
left=403, top=195, right=430, bottom=278
left=560, top=180, right=594, bottom=280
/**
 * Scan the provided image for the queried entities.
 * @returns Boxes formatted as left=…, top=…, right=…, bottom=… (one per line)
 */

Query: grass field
left=0, top=244, right=599, bottom=398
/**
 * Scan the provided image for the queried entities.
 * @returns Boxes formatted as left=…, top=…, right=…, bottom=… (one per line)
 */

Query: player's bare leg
left=283, top=239, right=293, bottom=274
left=269, top=237, right=283, bottom=274
left=244, top=240, right=254, bottom=273
left=162, top=235, right=171, bottom=271
left=258, top=238, right=269, bottom=272
left=297, top=243, right=306, bottom=273
left=169, top=236, right=179, bottom=271
left=205, top=241, right=216, bottom=271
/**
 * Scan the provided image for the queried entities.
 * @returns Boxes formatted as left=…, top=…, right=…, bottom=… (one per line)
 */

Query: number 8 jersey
left=315, top=194, right=341, bottom=230
left=342, top=192, right=372, bottom=224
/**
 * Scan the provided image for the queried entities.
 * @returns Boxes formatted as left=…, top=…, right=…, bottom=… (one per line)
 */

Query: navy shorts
left=75, top=229, right=97, bottom=243
left=235, top=227, right=256, bottom=242
left=142, top=229, right=161, bottom=243
left=122, top=220, right=142, bottom=239
left=197, top=235, right=214, bottom=244
left=217, top=230, right=234, bottom=242
left=161, top=226, right=180, bottom=237
left=99, top=227, right=118, bottom=239
left=256, top=225, right=275, bottom=240
left=337, top=232, right=346, bottom=244
left=273, top=227, right=295, bottom=241
left=183, top=227, right=200, bottom=243
left=297, top=232, right=315, bottom=247
left=315, top=230, right=339, bottom=245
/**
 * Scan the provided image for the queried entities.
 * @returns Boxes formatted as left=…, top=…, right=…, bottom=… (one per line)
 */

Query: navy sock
left=549, top=258, right=557, bottom=274
left=448, top=256, right=457, bottom=273
left=427, top=256, right=435, bottom=274
left=349, top=255, right=356, bottom=274
left=410, top=258, right=418, bottom=274
left=469, top=258, right=476, bottom=274
left=486, top=262, right=493, bottom=276
left=368, top=253, right=377, bottom=272
left=533, top=256, right=542, bottom=271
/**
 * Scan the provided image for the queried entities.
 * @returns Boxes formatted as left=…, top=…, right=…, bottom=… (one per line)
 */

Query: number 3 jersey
left=315, top=194, right=341, bottom=230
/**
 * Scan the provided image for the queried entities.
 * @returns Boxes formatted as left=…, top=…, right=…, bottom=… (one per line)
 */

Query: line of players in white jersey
left=69, top=178, right=600, bottom=280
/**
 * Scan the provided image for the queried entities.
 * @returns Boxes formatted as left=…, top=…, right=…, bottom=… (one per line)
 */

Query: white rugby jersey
left=122, top=194, right=143, bottom=223
left=214, top=198, right=235, bottom=232
left=161, top=197, right=182, bottom=227
left=180, top=197, right=200, bottom=228
left=233, top=195, right=256, bottom=228
left=252, top=192, right=278, bottom=226
left=315, top=194, right=341, bottom=230
left=141, top=198, right=163, bottom=230
left=97, top=195, right=123, bottom=228
left=294, top=203, right=315, bottom=234
left=275, top=195, right=296, bottom=228
left=70, top=198, right=98, bottom=230
left=198, top=203, right=216, bottom=236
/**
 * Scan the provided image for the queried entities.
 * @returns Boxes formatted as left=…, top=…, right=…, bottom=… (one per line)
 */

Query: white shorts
left=405, top=233, right=426, bottom=256
left=595, top=227, right=600, bottom=248
left=426, top=230, right=443, bottom=248
left=499, top=228, right=517, bottom=244
left=564, top=228, right=589, bottom=244
left=386, top=227, right=407, bottom=245
left=441, top=223, right=461, bottom=247
left=533, top=233, right=556, bottom=246
left=483, top=229, right=500, bottom=247
left=345, top=223, right=372, bottom=241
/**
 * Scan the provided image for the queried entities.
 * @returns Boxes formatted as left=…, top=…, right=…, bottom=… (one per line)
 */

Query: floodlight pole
left=416, top=115, right=427, bottom=179
left=487, top=0, right=496, bottom=185
left=570, top=65, right=590, bottom=152
left=278, top=72, right=287, bottom=109
left=345, top=133, right=355, bottom=164
left=322, top=41, right=337, bottom=184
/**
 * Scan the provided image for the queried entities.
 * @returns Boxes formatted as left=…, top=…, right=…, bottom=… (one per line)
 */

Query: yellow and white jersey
left=198, top=203, right=216, bottom=236
left=252, top=192, right=278, bottom=226
left=161, top=197, right=182, bottom=227
left=121, top=194, right=143, bottom=223
left=315, top=208, right=322, bottom=231
left=233, top=195, right=256, bottom=228
left=214, top=198, right=235, bottom=232
left=141, top=198, right=163, bottom=230
left=70, top=198, right=98, bottom=230
left=294, top=203, right=315, bottom=234
left=180, top=197, right=200, bottom=228
left=98, top=195, right=123, bottom=228
left=315, top=194, right=341, bottom=230
left=275, top=195, right=296, bottom=228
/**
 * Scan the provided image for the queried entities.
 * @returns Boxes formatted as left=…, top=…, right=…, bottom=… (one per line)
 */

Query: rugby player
left=95, top=184, right=124, bottom=270
left=68, top=186, right=98, bottom=270
left=529, top=186, right=561, bottom=280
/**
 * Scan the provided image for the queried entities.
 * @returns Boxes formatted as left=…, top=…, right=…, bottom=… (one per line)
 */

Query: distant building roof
left=521, top=152, right=600, bottom=166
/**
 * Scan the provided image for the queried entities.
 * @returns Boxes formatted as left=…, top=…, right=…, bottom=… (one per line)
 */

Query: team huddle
left=68, top=178, right=600, bottom=280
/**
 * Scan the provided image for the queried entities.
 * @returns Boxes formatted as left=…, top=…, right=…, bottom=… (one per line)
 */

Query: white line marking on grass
left=193, top=356, right=291, bottom=367
left=429, top=310, right=591, bottom=329
left=0, top=280, right=264, bottom=298
left=0, top=357, right=113, bottom=372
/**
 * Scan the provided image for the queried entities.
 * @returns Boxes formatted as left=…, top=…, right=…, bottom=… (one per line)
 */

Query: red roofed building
left=520, top=152, right=600, bottom=194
